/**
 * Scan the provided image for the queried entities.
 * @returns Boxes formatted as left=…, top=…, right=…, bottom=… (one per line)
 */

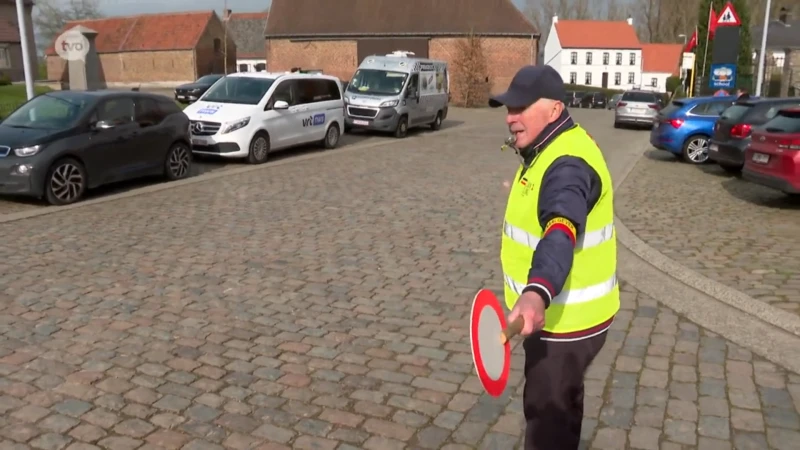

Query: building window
left=213, top=38, right=221, bottom=53
left=585, top=72, right=592, bottom=85
left=0, top=46, right=9, bottom=69
left=602, top=52, right=609, bottom=65
left=615, top=52, right=622, bottom=65
left=255, top=63, right=266, bottom=72
left=628, top=72, right=635, bottom=84
left=569, top=72, right=577, bottom=84
left=585, top=52, right=592, bottom=65
left=614, top=73, right=621, bottom=86
left=629, top=52, right=636, bottom=65
left=570, top=52, right=577, bottom=65
left=651, top=77, right=658, bottom=87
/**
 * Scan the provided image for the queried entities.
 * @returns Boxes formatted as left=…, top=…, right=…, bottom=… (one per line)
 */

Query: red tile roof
left=45, top=11, right=215, bottom=56
left=554, top=20, right=640, bottom=49
left=641, top=44, right=683, bottom=75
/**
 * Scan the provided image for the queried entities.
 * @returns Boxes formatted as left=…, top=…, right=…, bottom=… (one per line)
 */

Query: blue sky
left=81, top=0, right=526, bottom=16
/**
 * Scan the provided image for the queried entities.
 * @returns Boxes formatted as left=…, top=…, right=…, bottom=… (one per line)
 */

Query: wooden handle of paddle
left=501, top=316, right=524, bottom=344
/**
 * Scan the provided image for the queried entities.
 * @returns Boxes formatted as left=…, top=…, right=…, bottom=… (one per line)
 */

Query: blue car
left=649, top=96, right=738, bottom=164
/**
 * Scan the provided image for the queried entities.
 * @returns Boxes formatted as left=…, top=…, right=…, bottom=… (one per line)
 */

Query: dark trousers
left=522, top=331, right=608, bottom=450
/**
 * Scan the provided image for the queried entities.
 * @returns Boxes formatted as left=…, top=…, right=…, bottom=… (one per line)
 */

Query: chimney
left=627, top=16, right=633, bottom=26
left=778, top=7, right=790, bottom=25
left=553, top=15, right=558, bottom=24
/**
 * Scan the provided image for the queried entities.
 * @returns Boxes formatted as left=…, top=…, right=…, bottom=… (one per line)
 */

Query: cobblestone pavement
left=0, top=132, right=379, bottom=218
left=0, top=110, right=797, bottom=449
left=616, top=149, right=800, bottom=316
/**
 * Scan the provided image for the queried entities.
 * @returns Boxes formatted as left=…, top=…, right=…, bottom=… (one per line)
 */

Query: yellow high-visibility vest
left=500, top=125, right=619, bottom=334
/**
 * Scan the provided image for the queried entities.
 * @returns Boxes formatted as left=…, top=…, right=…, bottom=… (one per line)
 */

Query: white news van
left=344, top=51, right=449, bottom=138
left=183, top=72, right=345, bottom=164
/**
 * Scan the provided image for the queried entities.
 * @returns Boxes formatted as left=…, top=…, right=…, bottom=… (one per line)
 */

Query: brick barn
left=264, top=0, right=539, bottom=101
left=46, top=11, right=236, bottom=86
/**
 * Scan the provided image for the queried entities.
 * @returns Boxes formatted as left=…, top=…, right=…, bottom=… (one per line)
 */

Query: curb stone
left=612, top=143, right=800, bottom=373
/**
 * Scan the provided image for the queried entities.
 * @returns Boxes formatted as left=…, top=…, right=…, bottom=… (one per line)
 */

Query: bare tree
left=604, top=0, right=631, bottom=21
left=34, top=0, right=103, bottom=52
left=633, top=0, right=698, bottom=43
left=452, top=32, right=489, bottom=108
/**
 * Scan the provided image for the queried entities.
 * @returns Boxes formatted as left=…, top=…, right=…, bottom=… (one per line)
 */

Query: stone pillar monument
left=65, top=25, right=103, bottom=90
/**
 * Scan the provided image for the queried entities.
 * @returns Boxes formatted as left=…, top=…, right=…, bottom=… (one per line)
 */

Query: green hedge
left=565, top=84, right=625, bottom=96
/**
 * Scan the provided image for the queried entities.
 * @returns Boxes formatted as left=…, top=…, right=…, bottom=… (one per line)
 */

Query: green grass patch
left=0, top=84, right=54, bottom=119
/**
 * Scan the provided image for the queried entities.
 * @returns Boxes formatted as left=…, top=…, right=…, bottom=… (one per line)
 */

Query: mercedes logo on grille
left=193, top=122, right=204, bottom=133
left=759, top=136, right=765, bottom=142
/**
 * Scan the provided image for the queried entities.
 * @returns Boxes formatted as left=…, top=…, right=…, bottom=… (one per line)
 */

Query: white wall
left=237, top=58, right=267, bottom=72
left=641, top=72, right=671, bottom=93
left=543, top=21, right=563, bottom=77
left=558, top=48, right=642, bottom=90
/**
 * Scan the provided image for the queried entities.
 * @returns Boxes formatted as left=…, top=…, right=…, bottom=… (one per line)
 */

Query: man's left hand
left=507, top=291, right=546, bottom=335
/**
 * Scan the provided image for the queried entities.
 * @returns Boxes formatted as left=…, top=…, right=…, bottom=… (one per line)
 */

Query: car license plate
left=177, top=95, right=186, bottom=100
left=353, top=120, right=369, bottom=126
left=191, top=138, right=207, bottom=146
left=752, top=153, right=769, bottom=164
left=709, top=143, right=718, bottom=152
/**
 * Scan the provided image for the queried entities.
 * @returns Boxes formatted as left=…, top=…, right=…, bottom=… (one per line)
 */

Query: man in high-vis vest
left=489, top=65, right=619, bottom=450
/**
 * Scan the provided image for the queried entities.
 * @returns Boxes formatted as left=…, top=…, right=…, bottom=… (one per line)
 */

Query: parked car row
left=0, top=51, right=451, bottom=206
left=649, top=94, right=800, bottom=196
left=564, top=91, right=608, bottom=109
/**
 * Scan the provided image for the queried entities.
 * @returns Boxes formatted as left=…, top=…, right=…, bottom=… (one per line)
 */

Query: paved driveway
left=0, top=108, right=798, bottom=449
left=616, top=148, right=800, bottom=316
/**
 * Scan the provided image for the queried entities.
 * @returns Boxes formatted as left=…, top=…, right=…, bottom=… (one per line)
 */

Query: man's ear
left=551, top=101, right=564, bottom=120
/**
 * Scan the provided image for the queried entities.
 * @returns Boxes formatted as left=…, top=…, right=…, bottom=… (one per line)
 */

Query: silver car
left=614, top=90, right=661, bottom=129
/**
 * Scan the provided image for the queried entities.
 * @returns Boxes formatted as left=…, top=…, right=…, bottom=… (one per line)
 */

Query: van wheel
left=247, top=132, right=270, bottom=164
left=45, top=157, right=87, bottom=206
left=394, top=115, right=408, bottom=138
left=323, top=123, right=340, bottom=149
left=430, top=112, right=442, bottom=130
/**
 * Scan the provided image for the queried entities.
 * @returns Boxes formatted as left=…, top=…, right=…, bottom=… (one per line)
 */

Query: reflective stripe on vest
left=504, top=273, right=617, bottom=305
left=503, top=221, right=614, bottom=251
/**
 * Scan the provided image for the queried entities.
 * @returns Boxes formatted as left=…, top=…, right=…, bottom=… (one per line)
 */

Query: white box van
left=344, top=51, right=449, bottom=138
left=184, top=72, right=345, bottom=164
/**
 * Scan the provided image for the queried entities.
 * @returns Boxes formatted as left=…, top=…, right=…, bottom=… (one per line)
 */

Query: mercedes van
left=184, top=72, right=345, bottom=164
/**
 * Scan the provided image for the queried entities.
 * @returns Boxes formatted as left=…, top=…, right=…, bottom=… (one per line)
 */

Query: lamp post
left=755, top=0, right=773, bottom=96
left=15, top=0, right=34, bottom=100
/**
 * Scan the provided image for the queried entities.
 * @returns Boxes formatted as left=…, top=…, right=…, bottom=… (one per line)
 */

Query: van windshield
left=202, top=77, right=275, bottom=105
left=347, top=69, right=408, bottom=96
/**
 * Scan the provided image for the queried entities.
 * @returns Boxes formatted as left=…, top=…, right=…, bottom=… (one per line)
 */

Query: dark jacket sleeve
left=521, top=155, right=602, bottom=307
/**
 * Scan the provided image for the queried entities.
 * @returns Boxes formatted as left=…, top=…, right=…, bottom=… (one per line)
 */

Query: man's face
left=505, top=99, right=562, bottom=149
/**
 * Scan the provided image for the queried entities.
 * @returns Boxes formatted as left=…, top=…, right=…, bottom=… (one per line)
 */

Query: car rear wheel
left=323, top=123, right=340, bottom=149
left=682, top=135, right=709, bottom=164
left=165, top=143, right=192, bottom=180
left=247, top=132, right=270, bottom=164
left=45, top=158, right=86, bottom=206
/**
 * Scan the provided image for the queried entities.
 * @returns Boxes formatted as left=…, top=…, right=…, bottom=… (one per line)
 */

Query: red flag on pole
left=684, top=29, right=698, bottom=52
left=709, top=7, right=718, bottom=39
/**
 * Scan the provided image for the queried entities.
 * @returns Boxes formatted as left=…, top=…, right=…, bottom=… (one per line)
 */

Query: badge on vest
left=519, top=177, right=535, bottom=196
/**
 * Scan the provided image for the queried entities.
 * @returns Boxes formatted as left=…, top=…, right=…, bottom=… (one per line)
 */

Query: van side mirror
left=273, top=100, right=289, bottom=110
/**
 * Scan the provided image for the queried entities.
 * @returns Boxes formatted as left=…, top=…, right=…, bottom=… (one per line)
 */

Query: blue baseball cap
left=489, top=65, right=566, bottom=109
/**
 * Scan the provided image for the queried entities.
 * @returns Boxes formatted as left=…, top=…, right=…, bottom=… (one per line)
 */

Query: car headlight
left=380, top=100, right=398, bottom=107
left=221, top=117, right=250, bottom=134
left=14, top=145, right=41, bottom=157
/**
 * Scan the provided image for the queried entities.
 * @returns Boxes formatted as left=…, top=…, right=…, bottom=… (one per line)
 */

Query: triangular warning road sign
left=717, top=2, right=741, bottom=26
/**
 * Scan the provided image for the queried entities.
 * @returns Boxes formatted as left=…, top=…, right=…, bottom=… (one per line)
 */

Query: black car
left=709, top=97, right=800, bottom=173
left=174, top=74, right=224, bottom=104
left=0, top=90, right=192, bottom=205
left=580, top=92, right=607, bottom=109
left=563, top=91, right=584, bottom=108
